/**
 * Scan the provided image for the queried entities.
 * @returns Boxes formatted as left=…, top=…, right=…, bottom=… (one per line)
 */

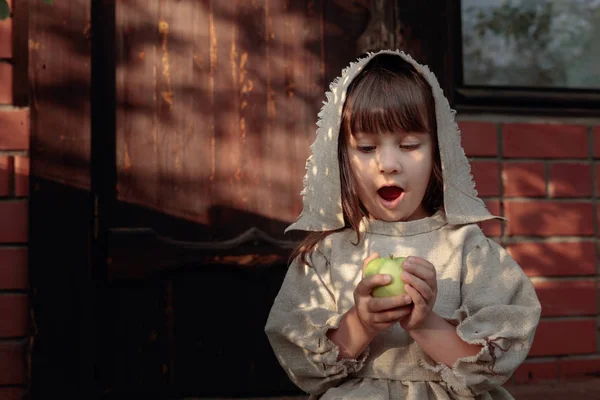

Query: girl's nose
left=378, top=148, right=401, bottom=174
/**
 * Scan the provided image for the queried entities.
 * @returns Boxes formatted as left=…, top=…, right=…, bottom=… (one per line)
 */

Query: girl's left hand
left=399, top=256, right=437, bottom=331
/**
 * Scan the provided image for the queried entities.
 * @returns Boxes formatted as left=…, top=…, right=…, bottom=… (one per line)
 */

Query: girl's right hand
left=353, top=253, right=413, bottom=335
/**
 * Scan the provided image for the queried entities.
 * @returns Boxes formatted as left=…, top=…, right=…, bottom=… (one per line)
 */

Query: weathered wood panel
left=29, top=0, right=91, bottom=189
left=115, top=0, right=332, bottom=239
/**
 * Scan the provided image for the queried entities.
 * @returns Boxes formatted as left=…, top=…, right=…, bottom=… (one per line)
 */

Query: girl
left=265, top=50, right=541, bottom=399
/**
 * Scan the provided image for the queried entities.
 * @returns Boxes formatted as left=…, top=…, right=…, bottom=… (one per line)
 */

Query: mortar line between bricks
left=483, top=197, right=595, bottom=203
left=544, top=161, right=550, bottom=199
left=0, top=198, right=27, bottom=203
left=0, top=150, right=28, bottom=157
left=0, top=384, right=27, bottom=390
left=0, top=104, right=26, bottom=111
left=504, top=236, right=596, bottom=243
left=588, top=124, right=600, bottom=357
left=0, top=290, right=28, bottom=295
left=0, top=196, right=28, bottom=201
left=456, top=114, right=600, bottom=125
left=497, top=122, right=506, bottom=243
left=538, top=315, right=597, bottom=322
left=522, top=355, right=561, bottom=362
left=0, top=337, right=28, bottom=343
left=474, top=157, right=599, bottom=163
left=8, top=155, right=14, bottom=198
left=536, top=354, right=600, bottom=361
left=0, top=243, right=28, bottom=249
left=0, top=337, right=28, bottom=345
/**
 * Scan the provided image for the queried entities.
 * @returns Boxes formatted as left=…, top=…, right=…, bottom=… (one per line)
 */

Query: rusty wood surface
left=29, top=0, right=92, bottom=190
left=114, top=0, right=345, bottom=239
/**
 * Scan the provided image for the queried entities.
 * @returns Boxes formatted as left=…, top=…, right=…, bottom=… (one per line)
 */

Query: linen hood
left=286, top=50, right=501, bottom=233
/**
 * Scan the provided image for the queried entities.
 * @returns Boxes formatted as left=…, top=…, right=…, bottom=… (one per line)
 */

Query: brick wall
left=460, top=119, right=600, bottom=385
left=0, top=0, right=30, bottom=398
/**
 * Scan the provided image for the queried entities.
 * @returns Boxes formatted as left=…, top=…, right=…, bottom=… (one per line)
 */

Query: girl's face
left=346, top=130, right=433, bottom=222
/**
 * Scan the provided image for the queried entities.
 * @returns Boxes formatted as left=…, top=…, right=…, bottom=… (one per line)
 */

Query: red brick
left=505, top=201, right=594, bottom=236
left=503, top=124, right=588, bottom=159
left=549, top=163, right=592, bottom=198
left=0, top=388, right=26, bottom=400
left=0, top=247, right=27, bottom=290
left=561, top=357, right=600, bottom=380
left=0, top=108, right=29, bottom=150
left=458, top=121, right=498, bottom=156
left=534, top=280, right=596, bottom=317
left=594, top=126, right=600, bottom=157
left=14, top=155, right=29, bottom=196
left=0, top=0, right=11, bottom=58
left=0, top=155, right=11, bottom=196
left=480, top=199, right=502, bottom=236
left=0, top=62, right=12, bottom=104
left=507, top=241, right=595, bottom=277
left=0, top=201, right=28, bottom=242
left=471, top=161, right=499, bottom=196
left=502, top=162, right=546, bottom=197
left=514, top=360, right=559, bottom=384
left=0, top=341, right=25, bottom=385
left=0, top=294, right=27, bottom=337
left=529, top=319, right=596, bottom=357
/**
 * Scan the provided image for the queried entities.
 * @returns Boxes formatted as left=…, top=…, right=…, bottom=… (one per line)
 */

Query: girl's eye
left=357, top=146, right=376, bottom=153
left=400, top=144, right=420, bottom=151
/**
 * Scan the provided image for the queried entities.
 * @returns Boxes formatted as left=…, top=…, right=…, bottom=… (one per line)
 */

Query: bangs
left=342, top=58, right=435, bottom=137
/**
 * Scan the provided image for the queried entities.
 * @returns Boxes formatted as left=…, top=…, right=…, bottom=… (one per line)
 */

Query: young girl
left=265, top=50, right=541, bottom=399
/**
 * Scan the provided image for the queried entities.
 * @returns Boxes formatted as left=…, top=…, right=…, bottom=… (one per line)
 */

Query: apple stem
left=388, top=254, right=394, bottom=259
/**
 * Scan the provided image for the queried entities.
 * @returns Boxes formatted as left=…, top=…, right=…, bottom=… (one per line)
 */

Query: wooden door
left=28, top=0, right=97, bottom=398
left=102, top=0, right=371, bottom=398
left=28, top=0, right=377, bottom=398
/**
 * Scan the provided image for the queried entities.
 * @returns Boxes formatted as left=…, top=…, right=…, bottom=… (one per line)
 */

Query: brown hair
left=290, top=54, right=443, bottom=265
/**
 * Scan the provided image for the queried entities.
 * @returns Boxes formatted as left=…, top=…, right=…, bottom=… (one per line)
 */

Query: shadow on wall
left=29, top=0, right=371, bottom=240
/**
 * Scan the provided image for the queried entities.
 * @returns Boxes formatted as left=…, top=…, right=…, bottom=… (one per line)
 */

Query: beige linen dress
left=264, top=50, right=541, bottom=399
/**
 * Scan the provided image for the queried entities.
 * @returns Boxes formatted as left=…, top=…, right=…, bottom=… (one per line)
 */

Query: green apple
left=363, top=254, right=407, bottom=297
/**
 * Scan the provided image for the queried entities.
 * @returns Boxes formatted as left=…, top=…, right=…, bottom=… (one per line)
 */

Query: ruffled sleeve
left=264, top=247, right=369, bottom=396
left=423, top=237, right=542, bottom=397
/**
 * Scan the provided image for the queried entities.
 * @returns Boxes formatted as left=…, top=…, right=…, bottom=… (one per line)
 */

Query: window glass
left=462, top=0, right=600, bottom=89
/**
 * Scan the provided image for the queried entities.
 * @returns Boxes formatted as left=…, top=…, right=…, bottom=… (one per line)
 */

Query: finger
left=403, top=258, right=436, bottom=284
left=372, top=306, right=413, bottom=323
left=356, top=273, right=391, bottom=296
left=402, top=272, right=434, bottom=302
left=404, top=283, right=427, bottom=308
left=361, top=253, right=380, bottom=276
left=369, top=294, right=412, bottom=313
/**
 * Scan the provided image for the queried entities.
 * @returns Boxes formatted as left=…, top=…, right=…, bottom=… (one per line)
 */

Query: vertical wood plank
left=116, top=0, right=160, bottom=208
left=186, top=0, right=213, bottom=224
left=211, top=0, right=242, bottom=226
left=29, top=0, right=92, bottom=189
left=267, top=0, right=290, bottom=230
left=236, top=0, right=266, bottom=218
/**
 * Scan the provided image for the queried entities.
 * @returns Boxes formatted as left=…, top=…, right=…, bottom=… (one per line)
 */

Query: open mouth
left=378, top=186, right=404, bottom=201
left=377, top=186, right=404, bottom=208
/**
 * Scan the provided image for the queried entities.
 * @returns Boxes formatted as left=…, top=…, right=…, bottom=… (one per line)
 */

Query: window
left=450, top=0, right=600, bottom=115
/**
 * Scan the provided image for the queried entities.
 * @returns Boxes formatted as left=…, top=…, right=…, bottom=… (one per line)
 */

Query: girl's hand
left=354, top=253, right=413, bottom=336
left=399, top=256, right=438, bottom=331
